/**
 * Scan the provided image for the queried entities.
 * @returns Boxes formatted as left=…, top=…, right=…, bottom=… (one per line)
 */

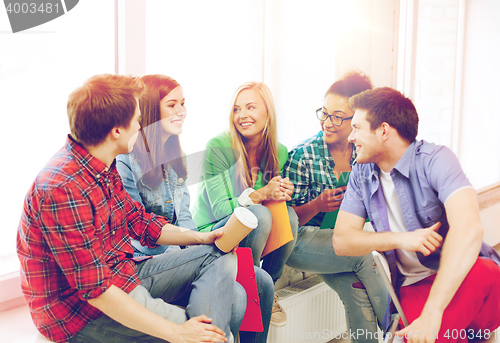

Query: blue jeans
left=286, top=226, right=388, bottom=343
left=213, top=205, right=298, bottom=343
left=70, top=245, right=241, bottom=343
left=213, top=204, right=299, bottom=283
left=238, top=266, right=274, bottom=343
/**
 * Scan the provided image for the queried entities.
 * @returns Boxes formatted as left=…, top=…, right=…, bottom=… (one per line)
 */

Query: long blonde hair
left=229, top=81, right=280, bottom=189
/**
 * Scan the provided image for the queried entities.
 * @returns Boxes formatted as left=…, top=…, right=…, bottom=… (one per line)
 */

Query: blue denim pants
left=213, top=204, right=298, bottom=343
left=286, top=225, right=388, bottom=343
left=70, top=245, right=240, bottom=343
left=214, top=204, right=299, bottom=283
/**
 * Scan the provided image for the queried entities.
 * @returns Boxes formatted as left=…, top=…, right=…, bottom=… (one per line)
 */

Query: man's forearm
left=333, top=227, right=403, bottom=256
left=396, top=188, right=484, bottom=341
left=422, top=223, right=482, bottom=315
left=156, top=224, right=204, bottom=246
left=420, top=189, right=483, bottom=318
left=88, top=285, right=180, bottom=342
left=334, top=211, right=447, bottom=256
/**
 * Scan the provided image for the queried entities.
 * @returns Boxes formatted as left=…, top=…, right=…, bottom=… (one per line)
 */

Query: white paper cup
left=214, top=207, right=258, bottom=253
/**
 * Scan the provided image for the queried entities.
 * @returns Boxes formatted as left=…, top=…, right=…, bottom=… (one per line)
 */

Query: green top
left=192, top=131, right=289, bottom=232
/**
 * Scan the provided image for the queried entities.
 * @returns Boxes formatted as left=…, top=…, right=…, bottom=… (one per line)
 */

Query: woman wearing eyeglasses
left=282, top=72, right=388, bottom=343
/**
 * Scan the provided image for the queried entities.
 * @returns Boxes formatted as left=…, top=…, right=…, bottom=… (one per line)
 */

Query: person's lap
left=213, top=204, right=298, bottom=282
left=287, top=225, right=388, bottom=341
left=399, top=257, right=500, bottom=343
left=212, top=204, right=298, bottom=341
left=71, top=245, right=238, bottom=342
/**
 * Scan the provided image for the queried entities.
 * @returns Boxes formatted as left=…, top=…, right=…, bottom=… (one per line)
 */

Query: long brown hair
left=229, top=81, right=280, bottom=189
left=133, top=74, right=187, bottom=188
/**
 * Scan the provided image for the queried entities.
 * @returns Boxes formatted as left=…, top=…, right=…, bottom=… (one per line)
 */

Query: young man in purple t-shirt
left=333, top=87, right=500, bottom=343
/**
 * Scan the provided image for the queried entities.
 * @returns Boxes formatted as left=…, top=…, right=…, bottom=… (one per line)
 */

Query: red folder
left=236, top=248, right=263, bottom=332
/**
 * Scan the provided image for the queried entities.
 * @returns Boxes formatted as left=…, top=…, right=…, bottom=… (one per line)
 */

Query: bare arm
left=88, top=285, right=227, bottom=343
left=156, top=224, right=223, bottom=246
left=397, top=187, right=483, bottom=342
left=333, top=210, right=443, bottom=256
left=292, top=201, right=320, bottom=227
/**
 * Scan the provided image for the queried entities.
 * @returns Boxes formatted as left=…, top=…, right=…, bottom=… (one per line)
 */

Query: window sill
left=0, top=254, right=23, bottom=312
left=0, top=271, right=23, bottom=312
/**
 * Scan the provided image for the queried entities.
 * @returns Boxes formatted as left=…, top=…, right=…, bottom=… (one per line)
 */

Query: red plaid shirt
left=17, top=136, right=168, bottom=343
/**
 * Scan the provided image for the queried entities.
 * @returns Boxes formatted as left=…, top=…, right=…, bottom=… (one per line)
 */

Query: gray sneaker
left=270, top=293, right=287, bottom=327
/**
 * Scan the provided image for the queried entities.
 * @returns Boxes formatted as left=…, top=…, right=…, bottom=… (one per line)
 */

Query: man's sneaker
left=271, top=293, right=287, bottom=327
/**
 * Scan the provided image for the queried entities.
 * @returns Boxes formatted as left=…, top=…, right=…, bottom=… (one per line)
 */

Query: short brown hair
left=349, top=87, right=419, bottom=143
left=67, top=74, right=144, bottom=146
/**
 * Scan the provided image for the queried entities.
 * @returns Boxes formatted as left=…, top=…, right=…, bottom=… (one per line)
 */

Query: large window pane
left=145, top=0, right=265, bottom=156
left=0, top=0, right=114, bottom=263
left=460, top=0, right=500, bottom=189
left=413, top=0, right=459, bottom=146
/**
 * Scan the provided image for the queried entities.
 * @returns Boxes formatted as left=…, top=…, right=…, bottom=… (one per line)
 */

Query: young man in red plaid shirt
left=17, top=74, right=242, bottom=343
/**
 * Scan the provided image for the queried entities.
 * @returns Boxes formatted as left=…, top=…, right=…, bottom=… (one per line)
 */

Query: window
left=0, top=0, right=115, bottom=267
left=145, top=0, right=265, bottom=156
left=398, top=0, right=500, bottom=189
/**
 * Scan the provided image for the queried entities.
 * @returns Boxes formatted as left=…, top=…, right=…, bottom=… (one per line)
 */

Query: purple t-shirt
left=341, top=140, right=500, bottom=272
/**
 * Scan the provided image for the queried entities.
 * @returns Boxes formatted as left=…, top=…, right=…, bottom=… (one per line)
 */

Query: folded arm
left=333, top=210, right=443, bottom=257
left=397, top=187, right=483, bottom=342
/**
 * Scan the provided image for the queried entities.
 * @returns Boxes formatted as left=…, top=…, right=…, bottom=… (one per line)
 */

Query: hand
left=199, top=229, right=224, bottom=245
left=279, top=177, right=294, bottom=200
left=399, top=222, right=443, bottom=256
left=313, top=186, right=347, bottom=213
left=396, top=310, right=442, bottom=343
left=172, top=315, right=227, bottom=343
left=264, top=176, right=288, bottom=201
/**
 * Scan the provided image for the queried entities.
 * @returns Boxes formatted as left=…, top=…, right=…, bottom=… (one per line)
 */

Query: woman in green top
left=193, top=81, right=298, bottom=328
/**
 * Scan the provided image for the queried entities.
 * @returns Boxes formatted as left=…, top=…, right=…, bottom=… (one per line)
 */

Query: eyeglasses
left=316, top=108, right=353, bottom=126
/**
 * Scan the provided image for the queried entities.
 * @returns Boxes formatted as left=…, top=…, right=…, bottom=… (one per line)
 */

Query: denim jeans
left=70, top=245, right=240, bottom=343
left=213, top=205, right=297, bottom=343
left=286, top=225, right=388, bottom=343
left=213, top=204, right=299, bottom=283
left=238, top=266, right=274, bottom=343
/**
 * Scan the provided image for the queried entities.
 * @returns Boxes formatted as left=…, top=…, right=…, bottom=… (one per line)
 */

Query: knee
left=219, top=252, right=238, bottom=280
left=466, top=257, right=499, bottom=281
left=255, top=267, right=274, bottom=291
left=233, top=282, right=247, bottom=317
left=354, top=253, right=377, bottom=273
left=254, top=267, right=274, bottom=304
left=287, top=206, right=299, bottom=235
left=248, top=205, right=272, bottom=232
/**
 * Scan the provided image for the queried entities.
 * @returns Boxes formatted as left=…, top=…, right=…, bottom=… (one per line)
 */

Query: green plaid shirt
left=282, top=131, right=356, bottom=227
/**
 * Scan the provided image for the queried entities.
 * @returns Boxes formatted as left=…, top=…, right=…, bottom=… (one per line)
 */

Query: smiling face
left=232, top=89, right=268, bottom=141
left=348, top=109, right=383, bottom=164
left=120, top=99, right=142, bottom=154
left=159, top=86, right=186, bottom=138
left=321, top=93, right=354, bottom=147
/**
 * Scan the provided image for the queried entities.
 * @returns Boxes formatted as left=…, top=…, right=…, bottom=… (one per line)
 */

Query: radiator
left=267, top=275, right=347, bottom=343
